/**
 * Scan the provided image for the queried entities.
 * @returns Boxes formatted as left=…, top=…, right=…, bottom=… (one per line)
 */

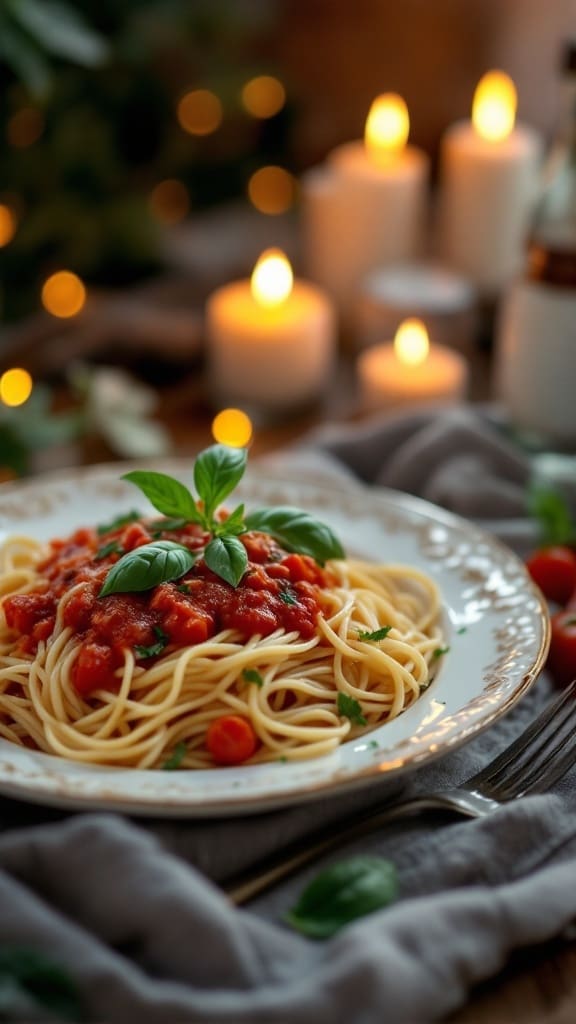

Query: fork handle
left=226, top=794, right=460, bottom=905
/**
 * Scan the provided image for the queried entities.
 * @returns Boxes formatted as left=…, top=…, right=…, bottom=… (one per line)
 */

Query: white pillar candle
left=302, top=94, right=429, bottom=319
left=206, top=249, right=336, bottom=413
left=357, top=318, right=468, bottom=413
left=437, top=71, right=542, bottom=296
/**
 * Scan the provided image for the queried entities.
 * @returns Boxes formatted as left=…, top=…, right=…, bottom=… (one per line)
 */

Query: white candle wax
left=358, top=340, right=468, bottom=413
left=438, top=121, right=541, bottom=296
left=206, top=278, right=335, bottom=410
left=302, top=96, right=429, bottom=319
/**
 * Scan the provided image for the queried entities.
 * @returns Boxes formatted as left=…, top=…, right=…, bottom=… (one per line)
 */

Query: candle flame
left=394, top=318, right=429, bottom=367
left=364, top=93, right=409, bottom=162
left=250, top=248, right=293, bottom=308
left=472, top=71, right=517, bottom=142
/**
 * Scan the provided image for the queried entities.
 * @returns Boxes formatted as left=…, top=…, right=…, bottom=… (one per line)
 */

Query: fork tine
left=465, top=679, right=576, bottom=794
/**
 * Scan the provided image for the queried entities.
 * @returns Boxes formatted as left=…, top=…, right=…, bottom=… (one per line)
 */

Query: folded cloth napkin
left=1, top=407, right=575, bottom=1024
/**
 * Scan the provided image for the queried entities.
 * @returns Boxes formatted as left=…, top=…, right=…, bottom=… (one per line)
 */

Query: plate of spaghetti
left=0, top=446, right=549, bottom=816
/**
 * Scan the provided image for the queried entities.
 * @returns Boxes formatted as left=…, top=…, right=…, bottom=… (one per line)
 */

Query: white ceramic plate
left=0, top=462, right=549, bottom=816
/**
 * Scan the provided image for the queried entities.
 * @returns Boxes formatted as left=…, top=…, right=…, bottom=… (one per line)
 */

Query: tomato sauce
left=2, top=518, right=330, bottom=698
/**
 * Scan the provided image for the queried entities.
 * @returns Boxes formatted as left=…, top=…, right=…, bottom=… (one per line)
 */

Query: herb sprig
left=286, top=856, right=398, bottom=939
left=99, top=445, right=344, bottom=596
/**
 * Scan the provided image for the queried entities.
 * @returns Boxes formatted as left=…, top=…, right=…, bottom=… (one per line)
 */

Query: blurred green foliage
left=0, top=0, right=287, bottom=321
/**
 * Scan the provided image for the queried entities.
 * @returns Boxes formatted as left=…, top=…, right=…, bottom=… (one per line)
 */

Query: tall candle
left=357, top=318, right=468, bottom=413
left=206, top=249, right=336, bottom=413
left=302, top=94, right=429, bottom=319
left=437, top=71, right=542, bottom=296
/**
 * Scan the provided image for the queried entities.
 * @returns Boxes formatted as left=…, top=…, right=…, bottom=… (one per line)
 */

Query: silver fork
left=227, top=679, right=576, bottom=905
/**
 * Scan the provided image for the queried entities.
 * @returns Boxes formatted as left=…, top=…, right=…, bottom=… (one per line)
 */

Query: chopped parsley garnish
left=278, top=587, right=298, bottom=606
left=337, top=692, right=367, bottom=726
left=432, top=646, right=450, bottom=659
left=162, top=741, right=187, bottom=770
left=369, top=740, right=379, bottom=749
left=242, top=668, right=264, bottom=687
left=94, top=539, right=124, bottom=561
left=357, top=626, right=392, bottom=642
left=96, top=510, right=140, bottom=536
left=457, top=627, right=467, bottom=635
left=176, top=583, right=191, bottom=595
left=134, top=625, right=169, bottom=659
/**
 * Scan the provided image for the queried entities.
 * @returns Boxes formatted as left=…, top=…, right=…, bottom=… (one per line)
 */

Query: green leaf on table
left=204, top=536, right=248, bottom=587
left=337, top=692, right=367, bottom=726
left=193, top=445, right=247, bottom=521
left=99, top=541, right=196, bottom=597
left=285, top=856, right=398, bottom=939
left=244, top=507, right=344, bottom=565
left=122, top=471, right=202, bottom=524
left=528, top=486, right=575, bottom=546
left=357, top=625, right=392, bottom=642
left=0, top=946, right=83, bottom=1020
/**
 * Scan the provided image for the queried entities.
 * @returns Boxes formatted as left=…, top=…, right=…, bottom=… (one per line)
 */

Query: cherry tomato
left=547, top=610, right=576, bottom=688
left=206, top=715, right=258, bottom=765
left=526, top=546, right=576, bottom=605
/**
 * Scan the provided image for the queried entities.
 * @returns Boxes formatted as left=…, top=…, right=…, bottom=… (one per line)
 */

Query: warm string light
left=472, top=71, right=517, bottom=142
left=364, top=93, right=410, bottom=164
left=211, top=408, right=253, bottom=448
left=0, top=368, right=33, bottom=407
left=250, top=249, right=293, bottom=308
left=148, top=180, right=190, bottom=224
left=177, top=89, right=223, bottom=136
left=0, top=205, right=16, bottom=247
left=41, top=271, right=86, bottom=318
left=241, top=76, right=286, bottom=119
left=247, top=166, right=296, bottom=214
left=393, top=318, right=430, bottom=367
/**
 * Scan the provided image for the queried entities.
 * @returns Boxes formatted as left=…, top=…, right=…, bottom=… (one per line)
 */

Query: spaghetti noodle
left=0, top=518, right=443, bottom=769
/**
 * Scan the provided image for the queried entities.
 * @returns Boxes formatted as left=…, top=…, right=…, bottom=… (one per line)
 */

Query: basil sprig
left=99, top=541, right=196, bottom=597
left=100, top=444, right=345, bottom=595
left=286, top=856, right=398, bottom=939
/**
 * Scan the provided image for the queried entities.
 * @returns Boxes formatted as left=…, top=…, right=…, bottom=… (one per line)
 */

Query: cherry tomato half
left=526, top=546, right=576, bottom=605
left=548, top=610, right=576, bottom=688
left=206, top=715, right=258, bottom=766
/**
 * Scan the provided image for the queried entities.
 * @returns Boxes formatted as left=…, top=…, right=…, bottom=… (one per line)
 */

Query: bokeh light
left=177, top=89, right=223, bottom=136
left=7, top=108, right=44, bottom=148
left=41, top=271, right=86, bottom=318
left=247, top=166, right=296, bottom=215
left=0, top=205, right=16, bottom=247
left=211, top=408, right=253, bottom=448
left=0, top=368, right=33, bottom=407
left=148, top=179, right=190, bottom=224
left=241, top=76, right=286, bottom=119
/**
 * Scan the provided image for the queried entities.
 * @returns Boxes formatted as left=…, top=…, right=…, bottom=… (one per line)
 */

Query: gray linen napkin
left=1, top=406, right=575, bottom=1024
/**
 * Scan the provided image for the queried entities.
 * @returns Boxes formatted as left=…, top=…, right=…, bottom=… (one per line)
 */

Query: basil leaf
left=162, top=741, right=187, bottom=770
left=243, top=668, right=264, bottom=687
left=244, top=506, right=344, bottom=565
left=337, top=692, right=367, bottom=726
left=134, top=626, right=169, bottom=659
left=0, top=947, right=84, bottom=1021
left=97, top=509, right=140, bottom=536
left=193, top=445, right=247, bottom=520
left=94, top=539, right=124, bottom=561
left=286, top=856, right=398, bottom=939
left=357, top=626, right=392, bottom=642
left=99, top=541, right=196, bottom=597
left=149, top=516, right=189, bottom=534
left=215, top=503, right=246, bottom=537
left=122, top=471, right=202, bottom=524
left=204, top=536, right=248, bottom=587
left=527, top=486, right=576, bottom=546
left=432, top=645, right=450, bottom=659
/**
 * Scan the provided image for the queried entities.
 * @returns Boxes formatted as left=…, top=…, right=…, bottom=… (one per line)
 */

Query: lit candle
left=206, top=249, right=336, bottom=413
left=437, top=71, right=542, bottom=296
left=357, top=318, right=468, bottom=412
left=302, top=94, right=429, bottom=319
